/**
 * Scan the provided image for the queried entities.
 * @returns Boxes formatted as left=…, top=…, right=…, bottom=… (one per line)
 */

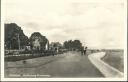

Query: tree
left=5, top=23, right=29, bottom=49
left=73, top=40, right=82, bottom=50
left=63, top=40, right=83, bottom=51
left=63, top=41, right=68, bottom=49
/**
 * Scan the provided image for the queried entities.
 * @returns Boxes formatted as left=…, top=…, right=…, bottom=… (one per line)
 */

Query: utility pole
left=17, top=33, right=21, bottom=50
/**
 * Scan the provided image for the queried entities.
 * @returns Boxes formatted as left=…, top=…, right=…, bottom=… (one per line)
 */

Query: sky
left=4, top=0, right=126, bottom=49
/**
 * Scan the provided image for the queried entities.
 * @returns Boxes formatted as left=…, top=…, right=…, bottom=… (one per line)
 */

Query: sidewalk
left=88, top=52, right=124, bottom=78
left=5, top=53, right=68, bottom=68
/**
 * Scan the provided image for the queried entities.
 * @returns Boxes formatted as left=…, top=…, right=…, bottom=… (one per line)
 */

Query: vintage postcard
left=1, top=0, right=127, bottom=81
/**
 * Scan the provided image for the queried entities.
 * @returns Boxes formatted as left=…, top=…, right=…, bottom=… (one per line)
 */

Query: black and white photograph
left=1, top=0, right=127, bottom=81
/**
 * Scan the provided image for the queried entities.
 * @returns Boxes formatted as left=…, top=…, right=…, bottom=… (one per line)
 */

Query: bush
left=5, top=50, right=58, bottom=61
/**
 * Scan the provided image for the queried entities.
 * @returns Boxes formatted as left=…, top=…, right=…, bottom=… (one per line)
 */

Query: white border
left=1, top=0, right=5, bottom=80
left=123, top=0, right=127, bottom=80
left=1, top=0, right=127, bottom=81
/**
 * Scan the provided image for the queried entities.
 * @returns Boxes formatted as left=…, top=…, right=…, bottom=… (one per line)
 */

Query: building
left=49, top=42, right=62, bottom=53
left=29, top=32, right=49, bottom=51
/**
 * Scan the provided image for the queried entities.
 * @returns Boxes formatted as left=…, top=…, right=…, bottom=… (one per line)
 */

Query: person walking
left=84, top=47, right=88, bottom=55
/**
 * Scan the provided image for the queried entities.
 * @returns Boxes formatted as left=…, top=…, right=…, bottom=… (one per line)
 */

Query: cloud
left=4, top=0, right=126, bottom=49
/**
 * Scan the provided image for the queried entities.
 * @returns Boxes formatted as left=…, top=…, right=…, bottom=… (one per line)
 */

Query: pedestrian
left=83, top=49, right=86, bottom=55
left=84, top=47, right=87, bottom=55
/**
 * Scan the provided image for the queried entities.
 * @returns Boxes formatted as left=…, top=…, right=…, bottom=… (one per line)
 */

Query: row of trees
left=5, top=23, right=49, bottom=50
left=5, top=23, right=84, bottom=51
left=63, top=40, right=83, bottom=51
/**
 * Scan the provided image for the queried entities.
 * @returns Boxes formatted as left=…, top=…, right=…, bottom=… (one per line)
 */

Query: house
left=29, top=32, right=49, bottom=51
left=49, top=42, right=62, bottom=53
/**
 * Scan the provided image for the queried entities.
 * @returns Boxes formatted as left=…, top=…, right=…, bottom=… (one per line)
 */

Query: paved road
left=5, top=51, right=104, bottom=78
